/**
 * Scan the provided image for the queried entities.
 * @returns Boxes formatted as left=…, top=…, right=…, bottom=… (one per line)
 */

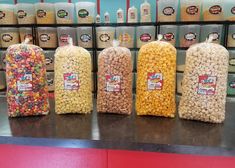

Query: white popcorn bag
left=179, top=35, right=229, bottom=123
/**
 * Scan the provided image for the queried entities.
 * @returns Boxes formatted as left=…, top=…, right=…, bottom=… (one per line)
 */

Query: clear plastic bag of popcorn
left=97, top=40, right=133, bottom=115
left=179, top=36, right=229, bottom=123
left=6, top=39, right=49, bottom=117
left=136, top=35, right=176, bottom=118
left=54, top=38, right=92, bottom=114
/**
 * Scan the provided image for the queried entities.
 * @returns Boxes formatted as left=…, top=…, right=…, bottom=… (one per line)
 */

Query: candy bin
left=19, top=27, right=33, bottom=44
left=75, top=2, right=95, bottom=24
left=54, top=38, right=93, bottom=114
left=229, top=50, right=235, bottom=73
left=97, top=41, right=133, bottom=115
left=0, top=4, right=17, bottom=25
left=228, top=25, right=235, bottom=47
left=202, top=0, right=224, bottom=21
left=55, top=2, right=74, bottom=24
left=38, top=27, right=58, bottom=48
left=136, top=26, right=156, bottom=48
left=0, top=28, right=20, bottom=48
left=136, top=35, right=176, bottom=117
left=5, top=39, right=49, bottom=117
left=57, top=27, right=77, bottom=47
left=179, top=36, right=229, bottom=123
left=35, top=3, right=55, bottom=24
left=179, top=25, right=200, bottom=48
left=224, top=0, right=235, bottom=21
left=200, top=24, right=223, bottom=44
left=158, top=0, right=179, bottom=22
left=16, top=3, right=35, bottom=24
left=159, top=25, right=178, bottom=46
left=180, top=0, right=201, bottom=22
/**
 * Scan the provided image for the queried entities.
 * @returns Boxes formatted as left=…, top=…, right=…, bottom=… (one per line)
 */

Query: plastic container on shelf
left=180, top=0, right=201, bottom=21
left=0, top=4, right=17, bottom=25
left=140, top=0, right=151, bottom=22
left=179, top=38, right=229, bottom=123
left=117, top=8, right=124, bottom=23
left=158, top=0, right=178, bottom=22
left=76, top=27, right=93, bottom=48
left=202, top=0, right=224, bottom=21
left=19, top=27, right=33, bottom=44
left=96, top=14, right=101, bottom=23
left=228, top=25, right=235, bottom=47
left=55, top=2, right=74, bottom=24
left=136, top=26, right=156, bottom=48
left=57, top=27, right=77, bottom=47
left=96, top=27, right=115, bottom=49
left=200, top=24, right=223, bottom=44
left=179, top=25, right=200, bottom=47
left=6, top=42, right=49, bottom=117
left=35, top=3, right=55, bottom=24
left=38, top=27, right=57, bottom=48
left=229, top=50, right=235, bottom=73
left=104, top=12, right=110, bottom=23
left=176, top=72, right=183, bottom=94
left=224, top=0, right=235, bottom=21
left=75, top=2, right=95, bottom=24
left=46, top=72, right=54, bottom=92
left=131, top=51, right=136, bottom=71
left=159, top=25, right=178, bottom=46
left=136, top=38, right=177, bottom=117
left=44, top=50, right=55, bottom=71
left=89, top=51, right=94, bottom=71
left=97, top=41, right=133, bottom=115
left=116, top=26, right=135, bottom=48
left=0, top=51, right=6, bottom=70
left=227, top=74, right=235, bottom=96
left=16, top=3, right=35, bottom=24
left=0, top=28, right=20, bottom=48
left=54, top=38, right=93, bottom=114
left=0, top=71, right=6, bottom=90
left=128, top=6, right=138, bottom=23
left=177, top=50, right=186, bottom=72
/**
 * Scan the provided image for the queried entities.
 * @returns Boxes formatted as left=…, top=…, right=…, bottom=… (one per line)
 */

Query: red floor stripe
left=0, top=145, right=107, bottom=168
left=108, top=150, right=235, bottom=168
left=0, top=144, right=234, bottom=168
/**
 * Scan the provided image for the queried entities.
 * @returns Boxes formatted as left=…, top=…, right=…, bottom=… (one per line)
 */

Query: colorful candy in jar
left=6, top=43, right=49, bottom=117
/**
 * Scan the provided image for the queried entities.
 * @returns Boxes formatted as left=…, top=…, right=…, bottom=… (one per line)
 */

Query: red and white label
left=147, top=72, right=163, bottom=90
left=64, top=73, right=79, bottom=90
left=105, top=75, right=121, bottom=92
left=197, top=75, right=217, bottom=95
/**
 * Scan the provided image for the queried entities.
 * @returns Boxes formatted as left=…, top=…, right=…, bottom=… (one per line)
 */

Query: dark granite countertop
left=0, top=97, right=235, bottom=156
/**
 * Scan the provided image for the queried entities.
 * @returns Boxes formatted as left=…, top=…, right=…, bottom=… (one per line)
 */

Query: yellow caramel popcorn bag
left=136, top=35, right=176, bottom=117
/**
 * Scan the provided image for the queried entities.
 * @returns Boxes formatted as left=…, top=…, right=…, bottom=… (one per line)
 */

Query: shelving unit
left=1, top=21, right=235, bottom=97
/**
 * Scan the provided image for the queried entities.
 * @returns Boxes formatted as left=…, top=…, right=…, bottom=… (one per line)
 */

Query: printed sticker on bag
left=197, top=75, right=217, bottom=95
left=147, top=72, right=163, bottom=90
left=64, top=73, right=79, bottom=90
left=17, top=73, right=33, bottom=91
left=105, top=75, right=121, bottom=92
